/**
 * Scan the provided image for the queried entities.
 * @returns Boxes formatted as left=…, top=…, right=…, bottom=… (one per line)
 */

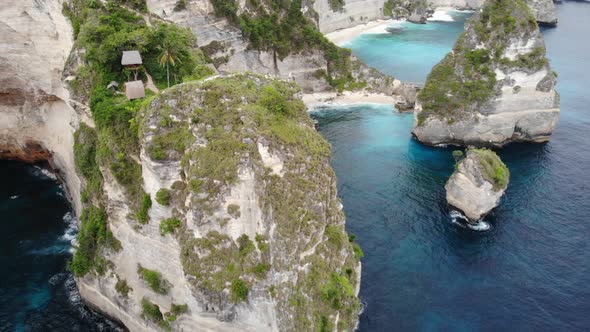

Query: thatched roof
left=121, top=50, right=142, bottom=66
left=125, top=80, right=145, bottom=100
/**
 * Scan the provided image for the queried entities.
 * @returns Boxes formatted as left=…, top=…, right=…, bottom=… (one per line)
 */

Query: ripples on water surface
left=0, top=161, right=122, bottom=331
left=313, top=3, right=590, bottom=331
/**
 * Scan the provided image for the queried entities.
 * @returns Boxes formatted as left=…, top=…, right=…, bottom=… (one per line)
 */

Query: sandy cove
left=324, top=8, right=464, bottom=46
left=302, top=91, right=403, bottom=108
left=325, top=19, right=397, bottom=46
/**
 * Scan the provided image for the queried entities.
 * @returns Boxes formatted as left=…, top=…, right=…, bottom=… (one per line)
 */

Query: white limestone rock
left=446, top=149, right=509, bottom=221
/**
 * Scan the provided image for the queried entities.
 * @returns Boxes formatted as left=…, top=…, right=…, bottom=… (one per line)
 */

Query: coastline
left=324, top=19, right=398, bottom=46
left=302, top=91, right=401, bottom=109
left=324, top=8, right=471, bottom=46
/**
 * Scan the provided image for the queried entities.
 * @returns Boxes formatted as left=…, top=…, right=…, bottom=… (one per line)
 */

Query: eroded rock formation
left=313, top=0, right=556, bottom=34
left=446, top=149, right=509, bottom=221
left=146, top=0, right=408, bottom=100
left=75, top=74, right=362, bottom=331
left=413, top=0, right=560, bottom=146
left=0, top=0, right=83, bottom=212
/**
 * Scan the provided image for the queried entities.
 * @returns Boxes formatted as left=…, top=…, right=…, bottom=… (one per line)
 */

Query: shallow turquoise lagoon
left=342, top=11, right=472, bottom=84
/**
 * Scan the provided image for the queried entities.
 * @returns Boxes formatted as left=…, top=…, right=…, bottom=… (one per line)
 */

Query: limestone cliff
left=413, top=0, right=560, bottom=147
left=313, top=0, right=389, bottom=33
left=0, top=0, right=84, bottom=213
left=314, top=0, right=556, bottom=34
left=2, top=1, right=363, bottom=330
left=145, top=0, right=417, bottom=107
left=74, top=74, right=362, bottom=331
left=430, top=0, right=556, bottom=25
left=525, top=0, right=558, bottom=25
left=446, top=148, right=509, bottom=221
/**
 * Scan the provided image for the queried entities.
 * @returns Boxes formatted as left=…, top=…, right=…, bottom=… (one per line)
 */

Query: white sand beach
left=324, top=19, right=399, bottom=46
left=325, top=8, right=467, bottom=46
left=302, top=91, right=401, bottom=108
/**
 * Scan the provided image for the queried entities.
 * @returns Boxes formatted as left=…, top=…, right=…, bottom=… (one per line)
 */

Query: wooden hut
left=121, top=50, right=142, bottom=80
left=125, top=80, right=145, bottom=100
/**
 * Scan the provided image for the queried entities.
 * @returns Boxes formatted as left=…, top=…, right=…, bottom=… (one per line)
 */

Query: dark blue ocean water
left=0, top=161, right=121, bottom=331
left=312, top=3, right=590, bottom=331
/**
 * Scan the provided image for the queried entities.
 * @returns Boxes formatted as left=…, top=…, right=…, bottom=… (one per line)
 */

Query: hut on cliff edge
left=121, top=50, right=142, bottom=80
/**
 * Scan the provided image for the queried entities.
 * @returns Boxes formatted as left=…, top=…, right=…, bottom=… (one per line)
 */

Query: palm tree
left=159, top=42, right=179, bottom=88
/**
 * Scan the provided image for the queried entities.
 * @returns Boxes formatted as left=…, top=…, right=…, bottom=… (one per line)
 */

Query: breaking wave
left=32, top=165, right=57, bottom=181
left=428, top=10, right=455, bottom=22
left=450, top=210, right=491, bottom=231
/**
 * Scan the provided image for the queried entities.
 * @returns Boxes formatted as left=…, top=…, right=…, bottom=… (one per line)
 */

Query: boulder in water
left=445, top=148, right=510, bottom=221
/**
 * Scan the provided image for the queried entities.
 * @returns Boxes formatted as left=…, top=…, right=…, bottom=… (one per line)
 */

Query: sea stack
left=413, top=0, right=560, bottom=147
left=446, top=149, right=509, bottom=221
left=526, top=0, right=558, bottom=26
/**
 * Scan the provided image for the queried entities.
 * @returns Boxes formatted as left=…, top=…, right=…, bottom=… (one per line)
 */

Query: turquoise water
left=342, top=11, right=472, bottom=84
left=313, top=3, right=590, bottom=331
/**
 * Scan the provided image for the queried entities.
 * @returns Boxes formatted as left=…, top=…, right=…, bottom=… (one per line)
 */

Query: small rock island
left=446, top=149, right=510, bottom=222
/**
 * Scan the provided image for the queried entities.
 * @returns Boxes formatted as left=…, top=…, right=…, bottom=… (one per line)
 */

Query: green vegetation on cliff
left=472, top=148, right=510, bottom=191
left=383, top=0, right=427, bottom=17
left=155, top=188, right=171, bottom=205
left=70, top=205, right=121, bottom=276
left=159, top=217, right=182, bottom=235
left=65, top=1, right=361, bottom=328
left=141, top=74, right=361, bottom=330
left=165, top=303, right=189, bottom=321
left=72, top=124, right=121, bottom=277
left=329, top=0, right=346, bottom=12
left=138, top=264, right=170, bottom=294
left=208, top=0, right=363, bottom=91
left=74, top=124, right=103, bottom=203
left=115, top=278, right=132, bottom=298
left=64, top=0, right=196, bottom=88
left=63, top=0, right=201, bottom=223
left=141, top=298, right=170, bottom=330
left=417, top=0, right=545, bottom=125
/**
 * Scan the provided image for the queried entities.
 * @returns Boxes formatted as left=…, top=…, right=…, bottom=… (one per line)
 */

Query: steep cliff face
left=145, top=0, right=336, bottom=93
left=314, top=0, right=556, bottom=34
left=0, top=0, right=84, bottom=213
left=145, top=0, right=414, bottom=104
left=446, top=149, right=509, bottom=221
left=525, top=0, right=558, bottom=25
left=413, top=0, right=560, bottom=146
left=74, top=74, right=362, bottom=331
left=313, top=0, right=388, bottom=34
left=430, top=0, right=556, bottom=25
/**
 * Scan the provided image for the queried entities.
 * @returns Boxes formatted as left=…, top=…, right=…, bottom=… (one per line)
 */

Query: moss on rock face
left=471, top=148, right=510, bottom=191
left=141, top=298, right=169, bottom=330
left=141, top=74, right=361, bottom=330
left=417, top=0, right=548, bottom=126
left=138, top=264, right=170, bottom=294
left=72, top=124, right=122, bottom=277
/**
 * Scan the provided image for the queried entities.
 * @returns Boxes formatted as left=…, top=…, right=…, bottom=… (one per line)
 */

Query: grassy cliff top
left=140, top=74, right=362, bottom=331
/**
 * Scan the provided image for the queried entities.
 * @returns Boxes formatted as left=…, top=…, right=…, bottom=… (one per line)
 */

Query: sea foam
left=450, top=210, right=491, bottom=231
left=428, top=10, right=454, bottom=22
